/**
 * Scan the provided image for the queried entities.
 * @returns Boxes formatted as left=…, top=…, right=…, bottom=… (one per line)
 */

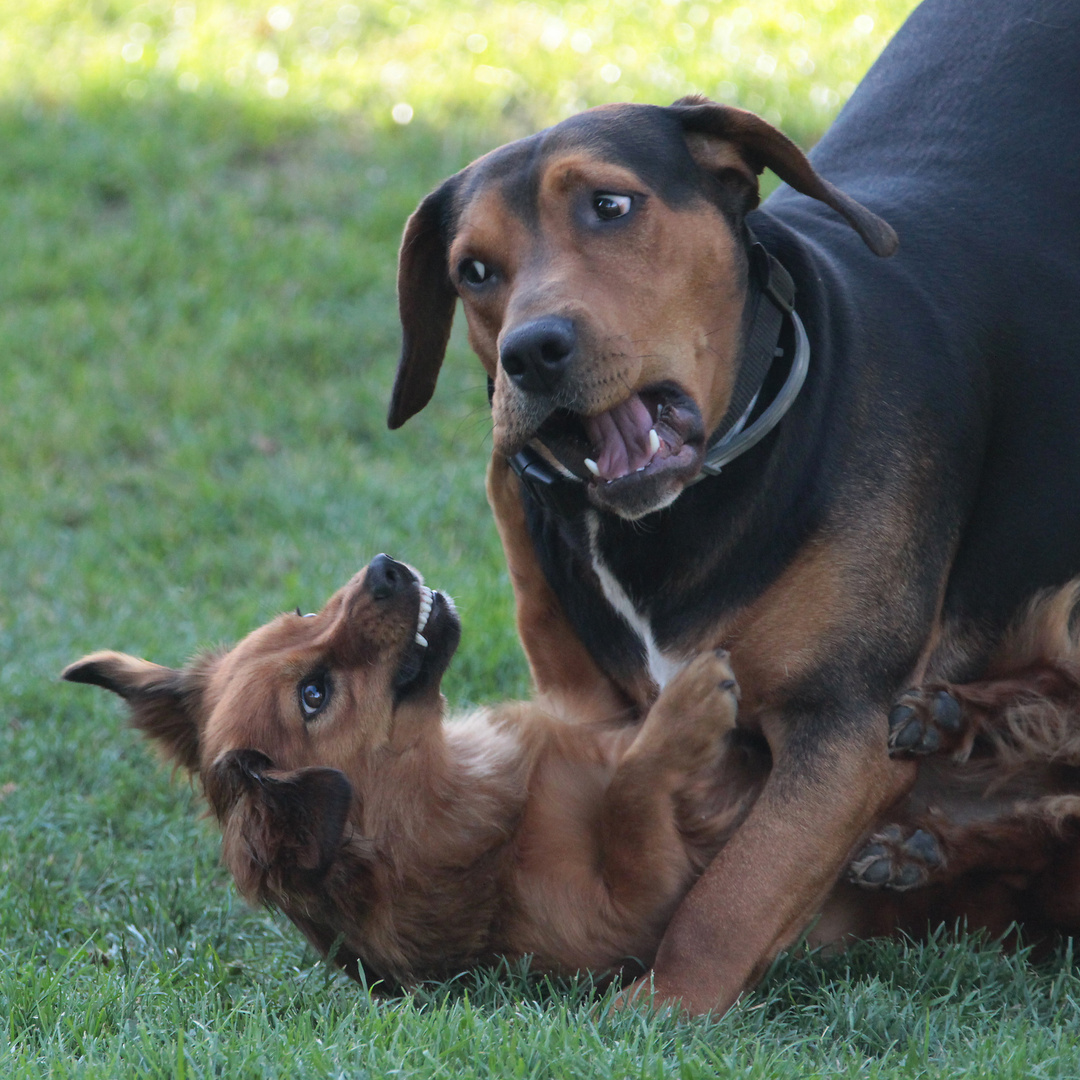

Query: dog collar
left=694, top=243, right=809, bottom=480
left=505, top=242, right=808, bottom=511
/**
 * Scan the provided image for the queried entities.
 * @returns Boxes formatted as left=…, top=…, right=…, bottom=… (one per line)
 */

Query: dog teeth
left=415, top=586, right=434, bottom=646
left=584, top=457, right=601, bottom=477
left=648, top=428, right=660, bottom=455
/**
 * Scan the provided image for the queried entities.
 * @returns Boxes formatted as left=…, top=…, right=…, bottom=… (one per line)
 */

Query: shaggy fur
left=64, top=561, right=1080, bottom=988
left=63, top=557, right=762, bottom=986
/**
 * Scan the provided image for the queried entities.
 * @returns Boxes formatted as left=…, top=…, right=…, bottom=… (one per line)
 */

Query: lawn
left=4, top=1, right=1080, bottom=1076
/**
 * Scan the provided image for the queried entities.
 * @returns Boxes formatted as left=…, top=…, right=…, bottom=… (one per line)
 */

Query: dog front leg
left=598, top=652, right=745, bottom=941
left=624, top=712, right=916, bottom=1016
left=486, top=454, right=635, bottom=722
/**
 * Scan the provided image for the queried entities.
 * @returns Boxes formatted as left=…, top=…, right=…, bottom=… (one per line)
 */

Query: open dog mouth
left=394, top=583, right=460, bottom=699
left=537, top=383, right=706, bottom=489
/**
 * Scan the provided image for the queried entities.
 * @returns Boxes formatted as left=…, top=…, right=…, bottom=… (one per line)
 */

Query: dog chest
left=585, top=511, right=686, bottom=691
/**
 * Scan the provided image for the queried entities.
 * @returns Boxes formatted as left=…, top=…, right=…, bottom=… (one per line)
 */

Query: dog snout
left=366, top=554, right=415, bottom=600
left=499, top=317, right=576, bottom=395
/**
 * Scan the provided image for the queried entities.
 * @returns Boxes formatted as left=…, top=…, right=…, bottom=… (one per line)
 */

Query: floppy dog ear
left=209, top=749, right=354, bottom=900
left=670, top=95, right=898, bottom=257
left=388, top=177, right=461, bottom=429
left=62, top=650, right=211, bottom=772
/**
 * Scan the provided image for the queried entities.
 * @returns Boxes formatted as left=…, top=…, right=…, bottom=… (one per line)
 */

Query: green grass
left=4, top=0, right=914, bottom=144
left=7, top=0, right=1080, bottom=1075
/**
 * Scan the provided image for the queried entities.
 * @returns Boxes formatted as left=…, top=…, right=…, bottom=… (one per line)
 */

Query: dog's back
left=756, top=0, right=1080, bottom=664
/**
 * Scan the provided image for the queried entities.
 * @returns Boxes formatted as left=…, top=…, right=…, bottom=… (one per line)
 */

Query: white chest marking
left=585, top=512, right=686, bottom=690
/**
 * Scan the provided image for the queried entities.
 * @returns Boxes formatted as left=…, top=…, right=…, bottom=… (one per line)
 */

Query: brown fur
left=64, top=568, right=1080, bottom=992
left=63, top=562, right=762, bottom=986
left=843, top=582, right=1080, bottom=941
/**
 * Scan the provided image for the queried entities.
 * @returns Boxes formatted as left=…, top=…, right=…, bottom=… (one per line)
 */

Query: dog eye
left=592, top=193, right=632, bottom=221
left=299, top=676, right=329, bottom=719
left=459, top=259, right=490, bottom=286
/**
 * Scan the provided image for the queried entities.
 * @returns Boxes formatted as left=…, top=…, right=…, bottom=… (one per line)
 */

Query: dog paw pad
left=887, top=686, right=965, bottom=758
left=848, top=826, right=944, bottom=892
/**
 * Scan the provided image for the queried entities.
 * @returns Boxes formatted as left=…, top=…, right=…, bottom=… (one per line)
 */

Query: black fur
left=518, top=0, right=1080, bottom=737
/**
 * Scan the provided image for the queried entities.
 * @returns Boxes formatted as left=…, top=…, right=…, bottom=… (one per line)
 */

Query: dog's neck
left=693, top=241, right=808, bottom=481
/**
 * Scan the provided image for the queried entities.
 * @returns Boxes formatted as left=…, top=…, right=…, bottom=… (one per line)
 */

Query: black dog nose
left=499, top=317, right=576, bottom=395
left=367, top=554, right=414, bottom=600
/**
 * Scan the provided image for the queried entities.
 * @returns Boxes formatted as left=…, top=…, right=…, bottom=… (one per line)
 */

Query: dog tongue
left=584, top=394, right=656, bottom=480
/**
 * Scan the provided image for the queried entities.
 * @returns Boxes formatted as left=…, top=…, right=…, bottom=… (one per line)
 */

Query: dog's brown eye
left=460, top=259, right=490, bottom=286
left=299, top=676, right=329, bottom=719
left=593, top=193, right=631, bottom=221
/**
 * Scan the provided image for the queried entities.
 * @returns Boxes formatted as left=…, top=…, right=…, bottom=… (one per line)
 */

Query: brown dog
left=387, top=2, right=1080, bottom=1012
left=64, top=559, right=1080, bottom=990
left=63, top=555, right=763, bottom=985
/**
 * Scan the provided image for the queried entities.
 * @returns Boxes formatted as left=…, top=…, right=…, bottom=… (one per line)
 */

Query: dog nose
left=367, top=554, right=414, bottom=600
left=499, top=317, right=576, bottom=395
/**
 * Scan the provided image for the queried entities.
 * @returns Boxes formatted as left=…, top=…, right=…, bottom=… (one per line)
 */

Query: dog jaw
left=544, top=383, right=711, bottom=520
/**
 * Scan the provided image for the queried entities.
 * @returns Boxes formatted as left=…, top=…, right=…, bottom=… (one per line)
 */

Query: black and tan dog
left=63, top=560, right=1080, bottom=989
left=387, top=0, right=1080, bottom=1012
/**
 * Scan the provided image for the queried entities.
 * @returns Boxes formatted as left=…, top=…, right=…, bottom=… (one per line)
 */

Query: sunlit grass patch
left=5, top=1, right=917, bottom=142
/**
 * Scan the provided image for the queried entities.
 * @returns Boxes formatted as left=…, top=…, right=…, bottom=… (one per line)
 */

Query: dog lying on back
left=64, top=559, right=1080, bottom=988
left=64, top=554, right=764, bottom=984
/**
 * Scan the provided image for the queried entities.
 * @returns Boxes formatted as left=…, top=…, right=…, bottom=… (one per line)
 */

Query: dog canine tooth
left=584, top=457, right=601, bottom=477
left=415, top=632, right=428, bottom=647
left=648, top=428, right=661, bottom=456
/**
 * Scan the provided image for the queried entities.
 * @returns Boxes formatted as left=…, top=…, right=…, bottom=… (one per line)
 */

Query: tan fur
left=64, top=573, right=1080, bottom=993
left=707, top=536, right=858, bottom=716
left=447, top=149, right=745, bottom=458
left=486, top=454, right=654, bottom=716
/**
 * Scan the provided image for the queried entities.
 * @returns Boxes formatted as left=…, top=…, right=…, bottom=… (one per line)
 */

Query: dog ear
left=670, top=95, right=898, bottom=257
left=62, top=650, right=212, bottom=772
left=388, top=176, right=461, bottom=429
left=209, top=749, right=355, bottom=899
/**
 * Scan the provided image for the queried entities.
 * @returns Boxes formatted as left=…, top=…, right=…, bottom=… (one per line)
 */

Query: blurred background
left=5, top=1, right=912, bottom=139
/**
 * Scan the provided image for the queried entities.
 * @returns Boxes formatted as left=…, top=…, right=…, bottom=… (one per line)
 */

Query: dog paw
left=645, top=650, right=740, bottom=764
left=666, top=649, right=740, bottom=724
left=887, top=685, right=964, bottom=757
left=847, top=824, right=944, bottom=892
